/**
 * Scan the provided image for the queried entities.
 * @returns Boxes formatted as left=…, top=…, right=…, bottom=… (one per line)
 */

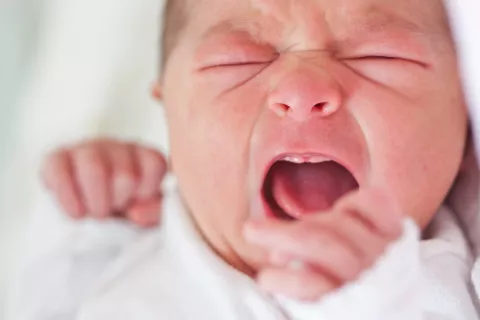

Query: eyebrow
left=200, top=19, right=263, bottom=42
left=340, top=7, right=449, bottom=56
left=346, top=9, right=426, bottom=37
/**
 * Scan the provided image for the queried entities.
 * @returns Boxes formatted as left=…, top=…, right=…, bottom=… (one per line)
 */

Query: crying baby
left=18, top=0, right=478, bottom=319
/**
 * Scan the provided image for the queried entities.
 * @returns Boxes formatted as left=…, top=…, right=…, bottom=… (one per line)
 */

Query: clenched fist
left=41, top=139, right=168, bottom=227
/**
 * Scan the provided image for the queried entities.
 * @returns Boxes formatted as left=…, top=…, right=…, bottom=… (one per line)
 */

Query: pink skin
left=159, top=0, right=467, bottom=300
left=42, top=139, right=167, bottom=227
left=245, top=188, right=403, bottom=300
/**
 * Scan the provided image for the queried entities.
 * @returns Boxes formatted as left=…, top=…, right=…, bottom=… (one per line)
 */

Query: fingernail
left=243, top=221, right=266, bottom=242
left=68, top=211, right=85, bottom=220
left=287, top=259, right=307, bottom=271
left=139, top=216, right=159, bottom=228
left=144, top=211, right=160, bottom=224
left=243, top=225, right=258, bottom=242
left=69, top=202, right=85, bottom=219
left=269, top=251, right=292, bottom=265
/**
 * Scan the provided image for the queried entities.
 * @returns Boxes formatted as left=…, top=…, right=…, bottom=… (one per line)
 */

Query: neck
left=188, top=212, right=257, bottom=277
left=173, top=191, right=259, bottom=277
left=200, top=230, right=257, bottom=277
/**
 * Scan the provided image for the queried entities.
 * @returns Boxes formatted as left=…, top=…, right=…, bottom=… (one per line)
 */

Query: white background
left=0, top=0, right=168, bottom=316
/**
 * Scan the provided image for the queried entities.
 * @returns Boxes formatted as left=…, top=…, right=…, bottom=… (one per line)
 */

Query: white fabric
left=446, top=2, right=480, bottom=310
left=10, top=179, right=480, bottom=320
left=446, top=0, right=480, bottom=156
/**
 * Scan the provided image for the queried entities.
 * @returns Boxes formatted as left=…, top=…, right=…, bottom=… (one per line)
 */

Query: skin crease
left=156, top=0, right=468, bottom=278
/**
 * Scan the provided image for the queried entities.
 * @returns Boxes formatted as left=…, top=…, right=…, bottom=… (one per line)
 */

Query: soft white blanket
left=447, top=0, right=480, bottom=155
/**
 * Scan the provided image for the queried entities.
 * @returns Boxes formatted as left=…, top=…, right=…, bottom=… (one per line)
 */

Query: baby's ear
left=151, top=81, right=163, bottom=101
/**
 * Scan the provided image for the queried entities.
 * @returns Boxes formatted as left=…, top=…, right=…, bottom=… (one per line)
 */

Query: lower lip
left=258, top=193, right=298, bottom=220
left=262, top=200, right=277, bottom=219
left=249, top=193, right=276, bottom=219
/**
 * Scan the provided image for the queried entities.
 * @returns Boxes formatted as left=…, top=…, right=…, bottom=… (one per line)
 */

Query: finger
left=134, top=146, right=167, bottom=200
left=41, top=150, right=85, bottom=218
left=107, top=143, right=138, bottom=211
left=72, top=144, right=111, bottom=218
left=335, top=188, right=403, bottom=240
left=245, top=220, right=362, bottom=282
left=126, top=195, right=162, bottom=227
left=258, top=267, right=339, bottom=301
left=308, top=213, right=389, bottom=268
left=41, top=150, right=62, bottom=191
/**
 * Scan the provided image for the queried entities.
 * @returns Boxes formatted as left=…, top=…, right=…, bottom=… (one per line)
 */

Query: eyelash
left=347, top=55, right=400, bottom=61
left=200, top=54, right=427, bottom=73
left=200, top=61, right=271, bottom=71
left=346, top=55, right=428, bottom=68
left=204, top=56, right=402, bottom=67
left=366, top=56, right=397, bottom=59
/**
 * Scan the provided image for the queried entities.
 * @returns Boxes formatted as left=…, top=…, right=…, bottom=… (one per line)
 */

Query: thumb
left=126, top=195, right=162, bottom=227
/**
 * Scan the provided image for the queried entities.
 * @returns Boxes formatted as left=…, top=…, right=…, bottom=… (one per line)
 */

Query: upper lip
left=261, top=151, right=360, bottom=191
left=271, top=153, right=333, bottom=164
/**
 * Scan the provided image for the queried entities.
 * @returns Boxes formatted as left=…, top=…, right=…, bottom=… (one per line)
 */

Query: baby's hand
left=244, top=189, right=403, bottom=301
left=41, top=139, right=167, bottom=227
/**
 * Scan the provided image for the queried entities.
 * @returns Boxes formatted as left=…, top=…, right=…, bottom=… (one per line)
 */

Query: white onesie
left=9, top=172, right=480, bottom=320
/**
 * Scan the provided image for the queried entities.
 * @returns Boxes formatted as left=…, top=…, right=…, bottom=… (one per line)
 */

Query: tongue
left=270, top=161, right=358, bottom=217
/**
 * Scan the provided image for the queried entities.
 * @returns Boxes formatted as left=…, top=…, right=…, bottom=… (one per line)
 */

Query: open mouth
left=262, top=156, right=359, bottom=220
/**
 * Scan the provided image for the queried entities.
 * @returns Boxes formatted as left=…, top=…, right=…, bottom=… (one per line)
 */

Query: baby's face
left=160, top=0, right=467, bottom=270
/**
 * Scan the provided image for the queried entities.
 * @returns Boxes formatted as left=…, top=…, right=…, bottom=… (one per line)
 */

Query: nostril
left=278, top=103, right=290, bottom=112
left=312, top=102, right=336, bottom=116
left=312, top=102, right=327, bottom=112
left=271, top=103, right=291, bottom=117
left=271, top=101, right=338, bottom=119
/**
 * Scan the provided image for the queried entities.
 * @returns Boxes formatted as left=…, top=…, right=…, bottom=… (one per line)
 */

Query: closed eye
left=194, top=58, right=273, bottom=93
left=345, top=55, right=429, bottom=68
left=357, top=56, right=397, bottom=60
left=199, top=60, right=272, bottom=71
left=342, top=53, right=432, bottom=90
left=349, top=56, right=407, bottom=62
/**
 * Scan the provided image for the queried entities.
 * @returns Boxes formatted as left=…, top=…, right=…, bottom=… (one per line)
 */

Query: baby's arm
left=11, top=139, right=167, bottom=320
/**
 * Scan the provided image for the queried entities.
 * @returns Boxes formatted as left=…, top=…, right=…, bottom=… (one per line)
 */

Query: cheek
left=352, top=83, right=467, bottom=225
left=162, top=81, right=265, bottom=220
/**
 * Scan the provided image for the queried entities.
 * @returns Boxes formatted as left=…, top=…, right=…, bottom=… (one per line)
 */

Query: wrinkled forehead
left=188, top=0, right=449, bottom=43
left=249, top=0, right=446, bottom=20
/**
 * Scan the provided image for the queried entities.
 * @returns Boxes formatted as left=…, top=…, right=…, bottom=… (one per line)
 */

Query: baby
left=17, top=0, right=479, bottom=319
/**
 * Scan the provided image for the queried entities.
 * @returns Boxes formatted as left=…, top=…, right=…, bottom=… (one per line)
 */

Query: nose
left=268, top=68, right=342, bottom=121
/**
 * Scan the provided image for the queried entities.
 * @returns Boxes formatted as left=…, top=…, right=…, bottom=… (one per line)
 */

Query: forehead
left=189, top=0, right=448, bottom=44
left=249, top=0, right=445, bottom=22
